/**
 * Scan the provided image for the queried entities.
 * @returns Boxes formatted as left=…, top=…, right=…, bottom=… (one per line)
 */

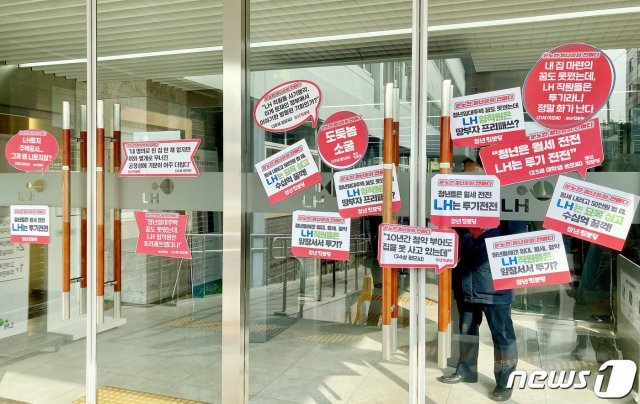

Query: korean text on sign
left=10, top=205, right=50, bottom=244
left=486, top=230, right=571, bottom=290
left=479, top=118, right=604, bottom=186
left=253, top=80, right=322, bottom=132
left=5, top=130, right=58, bottom=174
left=119, top=139, right=200, bottom=177
left=450, top=87, right=526, bottom=148
left=543, top=176, right=639, bottom=251
left=334, top=164, right=401, bottom=218
left=291, top=211, right=351, bottom=261
left=523, top=43, right=614, bottom=129
left=255, top=139, right=322, bottom=205
left=134, top=212, right=191, bottom=259
left=378, top=224, right=458, bottom=274
left=317, top=111, right=369, bottom=169
left=431, top=174, right=500, bottom=228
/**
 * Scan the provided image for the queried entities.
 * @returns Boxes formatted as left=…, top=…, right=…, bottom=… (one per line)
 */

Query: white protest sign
left=10, top=205, right=50, bottom=244
left=450, top=87, right=526, bottom=148
left=255, top=139, right=322, bottom=205
left=119, top=139, right=200, bottom=177
left=291, top=211, right=350, bottom=261
left=430, top=174, right=500, bottom=228
left=0, top=214, right=29, bottom=339
left=543, top=176, right=639, bottom=251
left=378, top=224, right=458, bottom=274
left=486, top=230, right=571, bottom=290
left=254, top=80, right=322, bottom=132
left=334, top=164, right=401, bottom=218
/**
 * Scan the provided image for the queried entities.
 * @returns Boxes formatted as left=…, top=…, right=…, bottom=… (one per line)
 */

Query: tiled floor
left=0, top=266, right=635, bottom=403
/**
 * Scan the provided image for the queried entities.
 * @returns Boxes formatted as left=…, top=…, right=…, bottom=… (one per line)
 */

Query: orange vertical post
left=79, top=105, right=87, bottom=315
left=113, top=103, right=122, bottom=318
left=62, top=101, right=71, bottom=320
left=437, top=80, right=453, bottom=368
left=390, top=87, right=400, bottom=351
left=382, top=83, right=394, bottom=360
left=96, top=100, right=105, bottom=324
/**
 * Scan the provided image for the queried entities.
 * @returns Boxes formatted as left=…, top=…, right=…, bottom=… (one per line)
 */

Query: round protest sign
left=316, top=111, right=368, bottom=170
left=523, top=43, right=614, bottom=129
left=254, top=80, right=322, bottom=132
left=5, top=129, right=59, bottom=174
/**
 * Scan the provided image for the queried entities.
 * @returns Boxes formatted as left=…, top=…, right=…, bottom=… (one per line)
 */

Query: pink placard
left=254, top=80, right=322, bottom=132
left=5, top=130, right=59, bottom=174
left=479, top=119, right=604, bottom=186
left=523, top=43, right=614, bottom=129
left=134, top=212, right=191, bottom=259
left=317, top=111, right=368, bottom=170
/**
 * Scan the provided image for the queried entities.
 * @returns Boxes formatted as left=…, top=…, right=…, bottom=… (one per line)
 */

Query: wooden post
left=96, top=100, right=105, bottom=324
left=391, top=87, right=400, bottom=351
left=437, top=80, right=453, bottom=368
left=382, top=83, right=394, bottom=360
left=79, top=105, right=88, bottom=315
left=113, top=104, right=122, bottom=319
left=62, top=101, right=71, bottom=320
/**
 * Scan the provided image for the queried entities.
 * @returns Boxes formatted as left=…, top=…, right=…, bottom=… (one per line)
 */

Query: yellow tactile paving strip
left=73, top=386, right=202, bottom=404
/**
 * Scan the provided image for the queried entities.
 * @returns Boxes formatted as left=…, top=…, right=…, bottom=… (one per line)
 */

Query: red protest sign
left=134, top=212, right=191, bottom=259
left=254, top=80, right=322, bottom=132
left=523, top=43, right=614, bottom=129
left=479, top=119, right=603, bottom=186
left=317, top=111, right=368, bottom=170
left=5, top=130, right=59, bottom=174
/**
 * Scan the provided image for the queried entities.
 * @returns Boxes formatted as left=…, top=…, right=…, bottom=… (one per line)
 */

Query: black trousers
left=455, top=300, right=518, bottom=388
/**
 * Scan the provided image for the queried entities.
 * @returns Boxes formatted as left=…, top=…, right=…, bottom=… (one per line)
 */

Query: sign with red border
left=134, top=212, right=191, bottom=259
left=10, top=205, right=50, bottom=244
left=378, top=225, right=458, bottom=274
left=254, top=80, right=322, bottom=132
left=291, top=211, right=350, bottom=261
left=523, top=43, right=615, bottom=129
left=431, top=174, right=500, bottom=228
left=486, top=230, right=571, bottom=290
left=334, top=164, right=401, bottom=218
left=543, top=176, right=639, bottom=251
left=5, top=130, right=58, bottom=174
left=317, top=111, right=368, bottom=169
left=255, top=139, right=322, bottom=205
left=479, top=119, right=603, bottom=186
left=450, top=87, right=526, bottom=148
left=119, top=139, right=200, bottom=177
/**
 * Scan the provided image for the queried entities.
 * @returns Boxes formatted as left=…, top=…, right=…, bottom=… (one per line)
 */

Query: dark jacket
left=453, top=227, right=515, bottom=305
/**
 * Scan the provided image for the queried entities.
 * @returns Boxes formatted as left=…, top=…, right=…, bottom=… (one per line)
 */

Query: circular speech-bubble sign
left=317, top=110, right=369, bottom=170
left=523, top=43, right=615, bottom=129
left=254, top=80, right=322, bottom=132
left=5, top=130, right=59, bottom=174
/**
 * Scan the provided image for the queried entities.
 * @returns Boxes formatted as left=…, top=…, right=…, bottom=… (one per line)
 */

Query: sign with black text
left=291, top=211, right=350, bottom=261
left=431, top=174, right=500, bottom=228
left=378, top=224, right=458, bottom=274
left=10, top=205, right=50, bottom=244
left=486, top=230, right=571, bottom=290
left=334, top=164, right=401, bottom=218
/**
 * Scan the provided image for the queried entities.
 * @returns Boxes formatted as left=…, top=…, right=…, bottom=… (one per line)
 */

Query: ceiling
left=0, top=0, right=638, bottom=91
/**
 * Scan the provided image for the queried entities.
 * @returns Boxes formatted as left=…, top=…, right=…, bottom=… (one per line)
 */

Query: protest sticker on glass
left=255, top=139, right=322, bottom=205
left=431, top=174, right=500, bottom=228
left=10, top=205, right=50, bottom=244
left=317, top=111, right=368, bottom=170
left=134, top=212, right=191, bottom=259
left=291, top=211, right=351, bottom=261
left=119, top=139, right=200, bottom=177
left=523, top=43, right=614, bottom=129
left=450, top=87, right=526, bottom=148
left=334, top=164, right=401, bottom=218
left=5, top=130, right=58, bottom=174
left=486, top=230, right=570, bottom=290
left=543, top=176, right=639, bottom=251
left=378, top=225, right=458, bottom=274
left=254, top=80, right=322, bottom=132
left=479, top=119, right=603, bottom=186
